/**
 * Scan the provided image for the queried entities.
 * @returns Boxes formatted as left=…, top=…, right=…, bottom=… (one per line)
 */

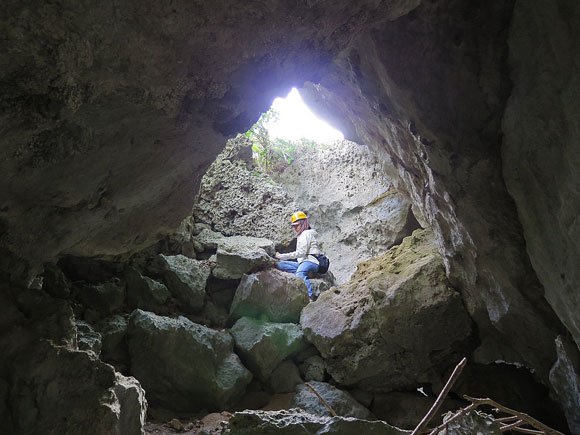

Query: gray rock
left=274, top=140, right=420, bottom=284
left=441, top=411, right=501, bottom=435
left=548, top=336, right=580, bottom=434
left=230, top=269, right=310, bottom=323
left=193, top=135, right=298, bottom=247
left=269, top=361, right=303, bottom=393
left=75, top=281, right=125, bottom=314
left=223, top=409, right=404, bottom=434
left=300, top=356, right=326, bottom=382
left=292, top=381, right=375, bottom=420
left=192, top=228, right=226, bottom=252
left=95, top=315, right=130, bottom=372
left=155, top=254, right=210, bottom=312
left=301, top=229, right=473, bottom=392
left=231, top=316, right=308, bottom=380
left=213, top=236, right=276, bottom=280
left=114, top=373, right=148, bottom=435
left=125, top=267, right=170, bottom=312
left=127, top=309, right=252, bottom=412
left=76, top=320, right=102, bottom=355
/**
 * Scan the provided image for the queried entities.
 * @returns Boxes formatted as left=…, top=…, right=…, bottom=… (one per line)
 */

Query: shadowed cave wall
left=1, top=0, right=579, bottom=432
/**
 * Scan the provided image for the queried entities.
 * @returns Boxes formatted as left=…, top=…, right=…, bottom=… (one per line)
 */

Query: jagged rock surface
left=213, top=236, right=276, bottom=280
left=301, top=229, right=473, bottom=391
left=194, top=136, right=298, bottom=246
left=126, top=309, right=252, bottom=412
left=231, top=317, right=307, bottom=381
left=274, top=140, right=420, bottom=284
left=229, top=269, right=309, bottom=323
left=151, top=254, right=210, bottom=312
left=222, top=409, right=406, bottom=435
left=292, top=381, right=375, bottom=420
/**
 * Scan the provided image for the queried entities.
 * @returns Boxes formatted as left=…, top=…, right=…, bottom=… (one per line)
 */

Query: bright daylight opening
left=265, top=88, right=343, bottom=142
left=246, top=87, right=344, bottom=173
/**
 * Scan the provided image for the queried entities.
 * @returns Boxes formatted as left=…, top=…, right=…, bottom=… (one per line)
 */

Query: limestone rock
left=192, top=228, right=226, bottom=252
left=274, top=140, right=420, bottom=284
left=231, top=316, right=308, bottom=381
left=213, top=236, right=276, bottom=280
left=94, top=314, right=130, bottom=372
left=114, top=373, right=148, bottom=435
left=441, top=411, right=501, bottom=435
left=154, top=254, right=210, bottom=312
left=193, top=135, right=298, bottom=246
left=301, top=229, right=473, bottom=391
left=548, top=336, right=580, bottom=434
left=269, top=361, right=303, bottom=393
left=300, top=356, right=326, bottom=382
left=75, top=281, right=125, bottom=314
left=127, top=309, right=252, bottom=412
left=292, top=381, right=375, bottom=420
left=229, top=269, right=310, bottom=323
left=125, top=267, right=171, bottom=313
left=76, top=320, right=102, bottom=355
left=223, top=409, right=405, bottom=434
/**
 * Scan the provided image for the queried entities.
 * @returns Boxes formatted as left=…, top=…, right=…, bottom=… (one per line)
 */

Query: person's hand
left=275, top=252, right=280, bottom=259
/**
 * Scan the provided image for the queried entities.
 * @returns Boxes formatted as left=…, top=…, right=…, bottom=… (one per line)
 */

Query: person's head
left=291, top=211, right=310, bottom=235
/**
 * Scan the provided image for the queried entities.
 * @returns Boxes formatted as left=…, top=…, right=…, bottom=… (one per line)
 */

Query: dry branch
left=305, top=382, right=337, bottom=417
left=411, top=357, right=467, bottom=435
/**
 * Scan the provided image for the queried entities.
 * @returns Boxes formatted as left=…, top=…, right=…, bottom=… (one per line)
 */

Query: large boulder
left=223, top=409, right=406, bottom=435
left=229, top=269, right=310, bottom=323
left=114, top=373, right=148, bottom=435
left=292, top=381, right=375, bottom=420
left=127, top=309, right=252, bottom=412
left=125, top=267, right=171, bottom=313
left=301, top=229, right=474, bottom=392
left=213, top=236, right=276, bottom=280
left=230, top=317, right=308, bottom=381
left=153, top=254, right=210, bottom=312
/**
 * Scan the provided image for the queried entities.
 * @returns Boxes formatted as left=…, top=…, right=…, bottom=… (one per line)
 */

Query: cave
left=1, top=0, right=579, bottom=433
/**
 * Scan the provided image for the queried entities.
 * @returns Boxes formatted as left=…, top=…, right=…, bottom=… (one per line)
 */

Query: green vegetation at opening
left=245, top=109, right=329, bottom=174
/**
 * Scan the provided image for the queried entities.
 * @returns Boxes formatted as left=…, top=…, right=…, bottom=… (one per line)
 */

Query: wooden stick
left=464, top=396, right=565, bottom=435
left=500, top=419, right=524, bottom=432
left=496, top=415, right=519, bottom=423
left=411, top=357, right=467, bottom=435
left=305, top=382, right=337, bottom=417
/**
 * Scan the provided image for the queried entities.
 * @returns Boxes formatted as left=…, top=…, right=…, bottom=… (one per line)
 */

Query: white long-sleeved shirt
left=278, top=229, right=320, bottom=264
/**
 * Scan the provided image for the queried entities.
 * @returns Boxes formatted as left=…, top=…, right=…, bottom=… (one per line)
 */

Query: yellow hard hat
left=290, top=211, right=307, bottom=225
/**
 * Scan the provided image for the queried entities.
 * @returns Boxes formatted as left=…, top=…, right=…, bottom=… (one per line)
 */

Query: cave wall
left=1, top=0, right=580, bottom=430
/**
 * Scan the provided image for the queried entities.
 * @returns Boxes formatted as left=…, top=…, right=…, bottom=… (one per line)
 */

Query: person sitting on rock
left=276, top=211, right=320, bottom=301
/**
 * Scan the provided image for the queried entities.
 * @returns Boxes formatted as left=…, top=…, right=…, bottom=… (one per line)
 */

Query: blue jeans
left=277, top=260, right=319, bottom=298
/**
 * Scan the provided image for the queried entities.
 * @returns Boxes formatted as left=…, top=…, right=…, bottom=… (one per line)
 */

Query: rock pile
left=4, top=221, right=565, bottom=433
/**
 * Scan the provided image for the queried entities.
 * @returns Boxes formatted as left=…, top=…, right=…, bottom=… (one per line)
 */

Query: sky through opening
left=265, top=88, right=344, bottom=143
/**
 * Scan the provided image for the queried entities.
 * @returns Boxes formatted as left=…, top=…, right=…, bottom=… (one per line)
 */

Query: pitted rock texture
left=193, top=135, right=298, bottom=246
left=229, top=269, right=310, bottom=324
left=274, top=140, right=420, bottom=283
left=301, top=229, right=473, bottom=392
left=127, top=309, right=252, bottom=412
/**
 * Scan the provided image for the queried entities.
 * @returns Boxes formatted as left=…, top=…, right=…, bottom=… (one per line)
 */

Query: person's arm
left=278, top=232, right=310, bottom=260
